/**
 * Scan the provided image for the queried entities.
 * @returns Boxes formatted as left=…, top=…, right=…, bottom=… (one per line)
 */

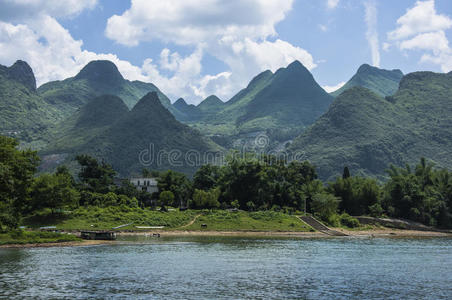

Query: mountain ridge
left=290, top=70, right=452, bottom=180
left=332, top=64, right=403, bottom=97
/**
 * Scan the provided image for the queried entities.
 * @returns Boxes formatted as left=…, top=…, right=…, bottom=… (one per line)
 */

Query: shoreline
left=1, top=228, right=450, bottom=248
left=0, top=239, right=115, bottom=248
left=117, top=228, right=452, bottom=238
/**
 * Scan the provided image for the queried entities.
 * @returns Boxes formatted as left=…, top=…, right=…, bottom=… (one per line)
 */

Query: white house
left=130, top=177, right=159, bottom=194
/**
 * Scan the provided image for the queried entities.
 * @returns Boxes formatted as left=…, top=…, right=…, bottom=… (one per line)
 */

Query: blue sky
left=0, top=0, right=451, bottom=104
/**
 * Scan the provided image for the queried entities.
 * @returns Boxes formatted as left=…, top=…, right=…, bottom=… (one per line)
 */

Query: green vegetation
left=40, top=92, right=221, bottom=175
left=0, top=230, right=80, bottom=245
left=332, top=64, right=403, bottom=97
left=183, top=61, right=333, bottom=149
left=238, top=61, right=333, bottom=131
left=23, top=207, right=198, bottom=230
left=197, top=95, right=225, bottom=114
left=290, top=71, right=452, bottom=180
left=3, top=127, right=452, bottom=237
left=38, top=60, right=178, bottom=117
left=0, top=61, right=61, bottom=143
left=183, top=210, right=311, bottom=231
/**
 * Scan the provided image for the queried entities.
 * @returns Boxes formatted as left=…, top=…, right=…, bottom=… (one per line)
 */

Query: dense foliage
left=290, top=71, right=452, bottom=181
left=0, top=61, right=61, bottom=143
left=41, top=92, right=220, bottom=176
left=2, top=134, right=452, bottom=231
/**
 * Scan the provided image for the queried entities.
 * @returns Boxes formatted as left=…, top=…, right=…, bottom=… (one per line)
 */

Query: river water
left=1, top=236, right=451, bottom=299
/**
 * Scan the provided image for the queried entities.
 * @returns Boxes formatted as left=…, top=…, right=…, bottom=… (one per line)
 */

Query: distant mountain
left=173, top=98, right=202, bottom=121
left=44, top=94, right=129, bottom=153
left=186, top=61, right=333, bottom=141
left=38, top=60, right=181, bottom=118
left=195, top=69, right=274, bottom=135
left=331, top=64, right=403, bottom=97
left=237, top=61, right=333, bottom=132
left=290, top=71, right=452, bottom=180
left=197, top=95, right=224, bottom=113
left=41, top=92, right=221, bottom=175
left=0, top=60, right=60, bottom=142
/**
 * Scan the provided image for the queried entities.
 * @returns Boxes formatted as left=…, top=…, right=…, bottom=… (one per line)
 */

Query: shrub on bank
left=0, top=230, right=80, bottom=245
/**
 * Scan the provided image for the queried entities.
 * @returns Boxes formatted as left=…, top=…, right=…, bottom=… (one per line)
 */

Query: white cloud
left=399, top=31, right=450, bottom=53
left=103, top=0, right=318, bottom=103
left=420, top=52, right=452, bottom=73
left=0, top=16, right=146, bottom=85
left=106, top=0, right=293, bottom=46
left=388, top=0, right=452, bottom=40
left=327, top=0, right=340, bottom=9
left=0, top=0, right=317, bottom=104
left=364, top=0, right=380, bottom=67
left=386, top=0, right=452, bottom=72
left=322, top=81, right=345, bottom=93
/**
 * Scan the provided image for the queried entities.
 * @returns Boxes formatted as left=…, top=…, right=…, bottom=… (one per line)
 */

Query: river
left=1, top=236, right=451, bottom=299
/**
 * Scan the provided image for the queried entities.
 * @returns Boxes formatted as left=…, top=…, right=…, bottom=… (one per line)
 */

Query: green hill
left=290, top=71, right=452, bottom=180
left=41, top=92, right=221, bottom=176
left=0, top=60, right=60, bottom=142
left=187, top=61, right=333, bottom=141
left=38, top=60, right=181, bottom=118
left=44, top=95, right=129, bottom=153
left=173, top=98, right=202, bottom=121
left=331, top=64, right=403, bottom=97
left=238, top=61, right=333, bottom=132
left=197, top=95, right=225, bottom=113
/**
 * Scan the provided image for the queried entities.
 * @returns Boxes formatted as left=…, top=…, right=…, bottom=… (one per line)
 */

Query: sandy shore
left=2, top=229, right=450, bottom=248
left=0, top=239, right=115, bottom=249
left=118, top=230, right=325, bottom=238
left=117, top=228, right=452, bottom=238
left=338, top=228, right=452, bottom=237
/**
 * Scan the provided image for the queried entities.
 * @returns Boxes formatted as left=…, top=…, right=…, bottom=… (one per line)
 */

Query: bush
left=159, top=191, right=175, bottom=208
left=369, top=203, right=384, bottom=217
left=340, top=213, right=360, bottom=228
left=311, top=193, right=340, bottom=222
left=191, top=188, right=220, bottom=209
left=325, top=214, right=341, bottom=227
left=9, top=229, right=24, bottom=239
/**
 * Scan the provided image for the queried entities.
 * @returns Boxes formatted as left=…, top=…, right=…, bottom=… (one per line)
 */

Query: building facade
left=130, top=177, right=159, bottom=194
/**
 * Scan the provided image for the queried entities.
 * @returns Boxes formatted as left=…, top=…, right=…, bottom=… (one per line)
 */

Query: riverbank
left=2, top=228, right=450, bottom=248
left=116, top=228, right=452, bottom=238
left=0, top=239, right=114, bottom=248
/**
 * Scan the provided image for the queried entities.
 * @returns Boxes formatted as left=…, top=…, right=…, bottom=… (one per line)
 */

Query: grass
left=0, top=230, right=81, bottom=245
left=23, top=206, right=199, bottom=231
left=22, top=207, right=313, bottom=232
left=183, top=210, right=313, bottom=232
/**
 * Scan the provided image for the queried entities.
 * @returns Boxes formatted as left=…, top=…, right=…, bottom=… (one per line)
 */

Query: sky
left=0, top=0, right=451, bottom=104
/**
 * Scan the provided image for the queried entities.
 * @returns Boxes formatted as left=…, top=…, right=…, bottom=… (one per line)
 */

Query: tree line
left=1, top=136, right=451, bottom=231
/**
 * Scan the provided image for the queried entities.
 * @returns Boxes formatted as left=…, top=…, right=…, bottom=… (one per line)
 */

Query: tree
left=311, top=193, right=340, bottom=222
left=142, top=168, right=160, bottom=178
left=191, top=188, right=220, bottom=209
left=31, top=173, right=80, bottom=212
left=342, top=166, right=351, bottom=179
left=159, top=191, right=174, bottom=210
left=383, top=158, right=452, bottom=227
left=0, top=136, right=39, bottom=228
left=328, top=176, right=381, bottom=216
left=75, top=155, right=116, bottom=193
left=158, top=170, right=192, bottom=207
left=193, top=165, right=222, bottom=190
